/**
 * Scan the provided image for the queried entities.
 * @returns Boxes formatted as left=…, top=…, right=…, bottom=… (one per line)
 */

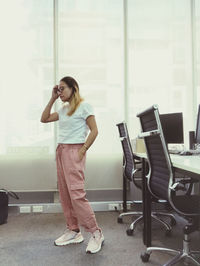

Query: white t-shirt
left=57, top=102, right=94, bottom=144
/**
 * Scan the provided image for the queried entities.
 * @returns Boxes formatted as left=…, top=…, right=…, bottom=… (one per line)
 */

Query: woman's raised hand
left=52, top=85, right=60, bottom=100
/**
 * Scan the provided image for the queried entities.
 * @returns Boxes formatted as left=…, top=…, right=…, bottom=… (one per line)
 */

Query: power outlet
left=127, top=203, right=132, bottom=210
left=118, top=203, right=132, bottom=211
left=108, top=203, right=120, bottom=211
left=20, top=206, right=31, bottom=213
left=32, top=205, right=43, bottom=213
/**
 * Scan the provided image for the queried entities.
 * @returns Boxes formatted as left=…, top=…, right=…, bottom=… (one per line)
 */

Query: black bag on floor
left=0, top=189, right=19, bottom=225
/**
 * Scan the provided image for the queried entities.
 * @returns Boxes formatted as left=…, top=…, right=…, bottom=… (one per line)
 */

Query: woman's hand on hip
left=78, top=146, right=87, bottom=160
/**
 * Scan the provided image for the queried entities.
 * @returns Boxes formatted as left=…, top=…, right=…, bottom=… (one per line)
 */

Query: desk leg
left=142, top=158, right=152, bottom=247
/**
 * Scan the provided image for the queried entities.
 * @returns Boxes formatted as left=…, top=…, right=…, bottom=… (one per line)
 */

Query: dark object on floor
left=0, top=189, right=19, bottom=225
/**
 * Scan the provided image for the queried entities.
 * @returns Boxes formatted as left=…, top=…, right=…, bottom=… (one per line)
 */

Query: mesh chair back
left=137, top=105, right=173, bottom=201
left=116, top=122, right=137, bottom=181
left=117, top=122, right=132, bottom=145
left=117, top=122, right=127, bottom=138
left=121, top=138, right=136, bottom=180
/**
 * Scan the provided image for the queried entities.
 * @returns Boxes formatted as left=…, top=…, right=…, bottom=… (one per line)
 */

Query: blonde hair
left=60, top=76, right=84, bottom=116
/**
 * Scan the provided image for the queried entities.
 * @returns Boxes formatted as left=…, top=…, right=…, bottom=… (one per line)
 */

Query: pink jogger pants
left=56, top=144, right=100, bottom=233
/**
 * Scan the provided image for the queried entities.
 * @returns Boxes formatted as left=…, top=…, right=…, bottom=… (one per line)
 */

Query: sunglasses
left=58, top=86, right=65, bottom=92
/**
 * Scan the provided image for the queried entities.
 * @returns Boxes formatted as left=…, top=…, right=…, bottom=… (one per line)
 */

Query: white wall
left=0, top=153, right=123, bottom=191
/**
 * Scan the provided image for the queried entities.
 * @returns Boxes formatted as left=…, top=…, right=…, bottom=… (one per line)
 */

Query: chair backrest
left=116, top=122, right=131, bottom=145
left=116, top=122, right=138, bottom=182
left=137, top=105, right=173, bottom=201
left=137, top=105, right=200, bottom=218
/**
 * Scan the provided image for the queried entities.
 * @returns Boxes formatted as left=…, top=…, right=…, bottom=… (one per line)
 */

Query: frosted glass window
left=127, top=0, right=193, bottom=145
left=0, top=0, right=54, bottom=157
left=58, top=0, right=124, bottom=154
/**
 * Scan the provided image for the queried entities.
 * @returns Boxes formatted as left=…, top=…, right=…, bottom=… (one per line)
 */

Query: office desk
left=135, top=153, right=200, bottom=247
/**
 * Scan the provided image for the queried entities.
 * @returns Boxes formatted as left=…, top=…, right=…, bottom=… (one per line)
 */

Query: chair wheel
left=141, top=252, right=150, bottom=262
left=170, top=218, right=176, bottom=226
left=126, top=228, right=134, bottom=236
left=165, top=229, right=171, bottom=236
left=117, top=217, right=123, bottom=223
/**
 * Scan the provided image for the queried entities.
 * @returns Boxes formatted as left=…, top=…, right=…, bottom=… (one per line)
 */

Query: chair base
left=141, top=236, right=200, bottom=266
left=118, top=211, right=176, bottom=236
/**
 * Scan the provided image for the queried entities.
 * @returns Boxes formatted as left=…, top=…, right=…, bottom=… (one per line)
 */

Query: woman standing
left=41, top=76, right=104, bottom=254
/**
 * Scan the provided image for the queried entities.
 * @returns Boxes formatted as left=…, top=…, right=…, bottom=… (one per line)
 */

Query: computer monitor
left=159, top=112, right=184, bottom=144
left=195, top=104, right=200, bottom=144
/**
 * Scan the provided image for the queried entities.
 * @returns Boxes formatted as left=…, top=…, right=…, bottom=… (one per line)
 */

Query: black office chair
left=116, top=122, right=176, bottom=236
left=137, top=105, right=200, bottom=265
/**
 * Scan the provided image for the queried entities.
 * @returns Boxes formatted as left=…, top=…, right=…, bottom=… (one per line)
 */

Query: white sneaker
left=54, top=229, right=84, bottom=246
left=86, top=230, right=104, bottom=254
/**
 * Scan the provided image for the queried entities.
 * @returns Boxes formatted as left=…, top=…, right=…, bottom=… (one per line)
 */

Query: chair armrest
left=170, top=177, right=199, bottom=192
left=179, top=177, right=199, bottom=196
left=138, top=130, right=160, bottom=139
left=170, top=182, right=186, bottom=191
left=132, top=153, right=142, bottom=161
left=178, top=177, right=199, bottom=185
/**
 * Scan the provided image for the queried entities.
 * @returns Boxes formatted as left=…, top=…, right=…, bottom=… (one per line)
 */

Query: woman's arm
left=40, top=86, right=59, bottom=123
left=78, top=115, right=98, bottom=159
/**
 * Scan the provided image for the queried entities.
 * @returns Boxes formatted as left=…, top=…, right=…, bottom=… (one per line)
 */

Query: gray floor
left=0, top=211, right=199, bottom=266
